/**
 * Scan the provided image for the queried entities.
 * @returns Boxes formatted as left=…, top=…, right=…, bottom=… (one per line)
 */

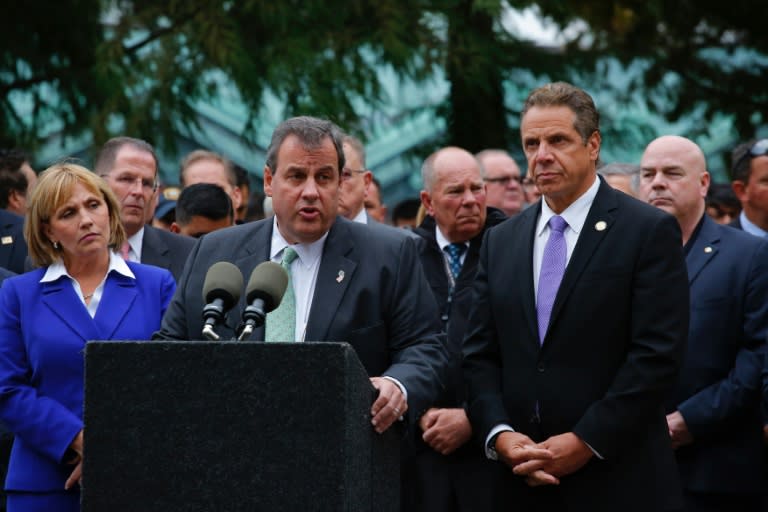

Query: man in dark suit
left=155, top=116, right=447, bottom=435
left=338, top=135, right=374, bottom=224
left=0, top=149, right=34, bottom=274
left=639, top=135, right=768, bottom=511
left=462, top=82, right=689, bottom=511
left=405, top=146, right=505, bottom=512
left=728, top=139, right=768, bottom=237
left=94, top=137, right=194, bottom=281
left=0, top=210, right=26, bottom=275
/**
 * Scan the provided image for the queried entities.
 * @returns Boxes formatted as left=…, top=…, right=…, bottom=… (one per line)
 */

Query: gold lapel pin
left=704, top=246, right=713, bottom=253
left=1, top=236, right=12, bottom=245
left=595, top=221, right=607, bottom=232
left=336, top=270, right=345, bottom=283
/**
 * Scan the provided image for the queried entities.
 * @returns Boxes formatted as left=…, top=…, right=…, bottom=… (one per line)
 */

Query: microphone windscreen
left=245, top=261, right=289, bottom=313
left=202, top=262, right=244, bottom=309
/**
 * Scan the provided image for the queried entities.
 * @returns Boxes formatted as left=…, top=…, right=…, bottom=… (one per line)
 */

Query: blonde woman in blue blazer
left=0, top=163, right=176, bottom=511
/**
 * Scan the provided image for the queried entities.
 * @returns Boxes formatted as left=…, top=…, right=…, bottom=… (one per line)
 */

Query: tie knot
left=548, top=215, right=568, bottom=234
left=282, top=246, right=299, bottom=265
left=445, top=243, right=466, bottom=260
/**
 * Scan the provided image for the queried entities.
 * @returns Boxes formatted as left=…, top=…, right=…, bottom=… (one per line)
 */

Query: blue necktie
left=265, top=247, right=299, bottom=342
left=444, top=243, right=466, bottom=279
left=536, top=215, right=568, bottom=344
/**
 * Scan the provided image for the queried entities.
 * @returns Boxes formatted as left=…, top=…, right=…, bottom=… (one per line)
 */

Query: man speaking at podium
left=155, top=116, right=447, bottom=435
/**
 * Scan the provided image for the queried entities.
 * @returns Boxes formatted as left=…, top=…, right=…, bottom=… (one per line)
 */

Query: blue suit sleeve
left=0, top=280, right=83, bottom=463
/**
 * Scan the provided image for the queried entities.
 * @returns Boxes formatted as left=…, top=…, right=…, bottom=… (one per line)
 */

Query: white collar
left=270, top=216, right=328, bottom=266
left=536, top=175, right=600, bottom=237
left=435, top=224, right=469, bottom=252
left=41, top=249, right=135, bottom=283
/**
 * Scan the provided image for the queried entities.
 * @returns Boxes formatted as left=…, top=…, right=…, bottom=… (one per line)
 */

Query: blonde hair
left=25, top=162, right=126, bottom=266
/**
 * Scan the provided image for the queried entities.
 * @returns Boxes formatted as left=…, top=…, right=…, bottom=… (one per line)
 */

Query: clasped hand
left=496, top=431, right=593, bottom=487
left=65, top=430, right=84, bottom=490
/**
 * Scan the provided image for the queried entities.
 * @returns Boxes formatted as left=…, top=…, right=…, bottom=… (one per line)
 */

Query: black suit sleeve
left=462, top=229, right=513, bottom=441
left=572, top=213, right=688, bottom=460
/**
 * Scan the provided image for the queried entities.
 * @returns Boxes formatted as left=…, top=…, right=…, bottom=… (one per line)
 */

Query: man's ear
left=731, top=181, right=748, bottom=203
left=169, top=222, right=181, bottom=234
left=263, top=166, right=273, bottom=197
left=420, top=190, right=433, bottom=216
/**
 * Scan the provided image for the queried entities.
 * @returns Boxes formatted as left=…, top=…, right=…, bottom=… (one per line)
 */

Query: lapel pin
left=1, top=236, right=12, bottom=245
left=595, top=221, right=607, bottom=232
left=336, top=270, right=345, bottom=283
left=704, top=246, right=713, bottom=253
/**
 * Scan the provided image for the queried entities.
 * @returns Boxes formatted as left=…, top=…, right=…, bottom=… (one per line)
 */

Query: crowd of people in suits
left=0, top=81, right=766, bottom=512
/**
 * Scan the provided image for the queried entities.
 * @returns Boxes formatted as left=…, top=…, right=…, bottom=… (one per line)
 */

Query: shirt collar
left=127, top=226, right=145, bottom=260
left=270, top=216, right=328, bottom=267
left=41, top=249, right=136, bottom=283
left=435, top=225, right=469, bottom=252
left=536, top=175, right=600, bottom=236
left=351, top=208, right=368, bottom=224
left=740, top=211, right=768, bottom=238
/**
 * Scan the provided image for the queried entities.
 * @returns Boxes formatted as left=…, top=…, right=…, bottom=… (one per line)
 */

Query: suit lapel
left=234, top=221, right=273, bottom=339
left=93, top=273, right=138, bottom=339
left=41, top=279, right=99, bottom=342
left=515, top=206, right=541, bottom=346
left=306, top=221, right=357, bottom=341
left=546, top=181, right=617, bottom=344
left=686, top=216, right=719, bottom=285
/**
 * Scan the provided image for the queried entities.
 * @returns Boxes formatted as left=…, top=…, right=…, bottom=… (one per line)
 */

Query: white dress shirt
left=436, top=227, right=469, bottom=267
left=352, top=208, right=368, bottom=224
left=125, top=227, right=144, bottom=263
left=41, top=251, right=135, bottom=318
left=269, top=217, right=327, bottom=342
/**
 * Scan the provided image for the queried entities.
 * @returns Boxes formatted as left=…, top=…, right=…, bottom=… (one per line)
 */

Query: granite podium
left=82, top=341, right=399, bottom=512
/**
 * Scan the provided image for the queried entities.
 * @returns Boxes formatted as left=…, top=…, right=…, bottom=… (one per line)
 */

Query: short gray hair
left=598, top=162, right=640, bottom=192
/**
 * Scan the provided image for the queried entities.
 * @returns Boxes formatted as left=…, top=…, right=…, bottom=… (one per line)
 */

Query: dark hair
left=0, top=149, right=30, bottom=208
left=706, top=182, right=741, bottom=211
left=264, top=116, right=345, bottom=175
left=94, top=137, right=158, bottom=177
left=391, top=198, right=421, bottom=223
left=234, top=163, right=250, bottom=189
left=730, top=140, right=757, bottom=183
left=522, top=82, right=600, bottom=143
left=175, top=183, right=234, bottom=226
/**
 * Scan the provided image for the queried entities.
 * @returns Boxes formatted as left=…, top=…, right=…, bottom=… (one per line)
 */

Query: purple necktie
left=537, top=215, right=568, bottom=344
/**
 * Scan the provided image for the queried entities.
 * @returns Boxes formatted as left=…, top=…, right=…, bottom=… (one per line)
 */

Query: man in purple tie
left=462, top=82, right=690, bottom=511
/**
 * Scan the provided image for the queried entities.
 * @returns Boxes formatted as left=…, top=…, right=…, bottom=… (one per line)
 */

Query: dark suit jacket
left=670, top=216, right=768, bottom=494
left=141, top=224, right=196, bottom=282
left=155, top=216, right=448, bottom=422
left=0, top=210, right=27, bottom=275
left=413, top=207, right=506, bottom=407
left=0, top=262, right=175, bottom=492
left=462, top=180, right=689, bottom=511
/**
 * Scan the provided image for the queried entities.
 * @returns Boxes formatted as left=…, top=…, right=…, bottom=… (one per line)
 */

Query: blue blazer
left=0, top=262, right=176, bottom=492
left=670, top=216, right=768, bottom=494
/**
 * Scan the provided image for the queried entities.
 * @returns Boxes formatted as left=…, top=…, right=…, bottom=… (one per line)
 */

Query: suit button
left=537, top=363, right=545, bottom=372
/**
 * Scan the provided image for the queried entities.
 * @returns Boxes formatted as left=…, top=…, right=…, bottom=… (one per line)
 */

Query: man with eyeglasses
left=338, top=135, right=374, bottom=223
left=95, top=137, right=194, bottom=281
left=729, top=139, right=768, bottom=238
left=476, top=149, right=525, bottom=217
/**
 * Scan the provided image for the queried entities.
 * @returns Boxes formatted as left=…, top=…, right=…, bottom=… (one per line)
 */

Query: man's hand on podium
left=370, top=377, right=407, bottom=434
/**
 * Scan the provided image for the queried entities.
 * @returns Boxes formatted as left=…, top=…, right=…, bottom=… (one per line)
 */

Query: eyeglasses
left=734, top=139, right=768, bottom=173
left=484, top=175, right=523, bottom=186
left=341, top=168, right=367, bottom=181
left=521, top=177, right=536, bottom=188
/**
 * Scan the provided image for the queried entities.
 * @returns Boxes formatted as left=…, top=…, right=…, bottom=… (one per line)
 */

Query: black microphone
left=201, top=262, right=244, bottom=341
left=238, top=261, right=289, bottom=341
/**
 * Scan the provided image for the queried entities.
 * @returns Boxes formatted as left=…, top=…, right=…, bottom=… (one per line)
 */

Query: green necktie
left=265, top=247, right=298, bottom=342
